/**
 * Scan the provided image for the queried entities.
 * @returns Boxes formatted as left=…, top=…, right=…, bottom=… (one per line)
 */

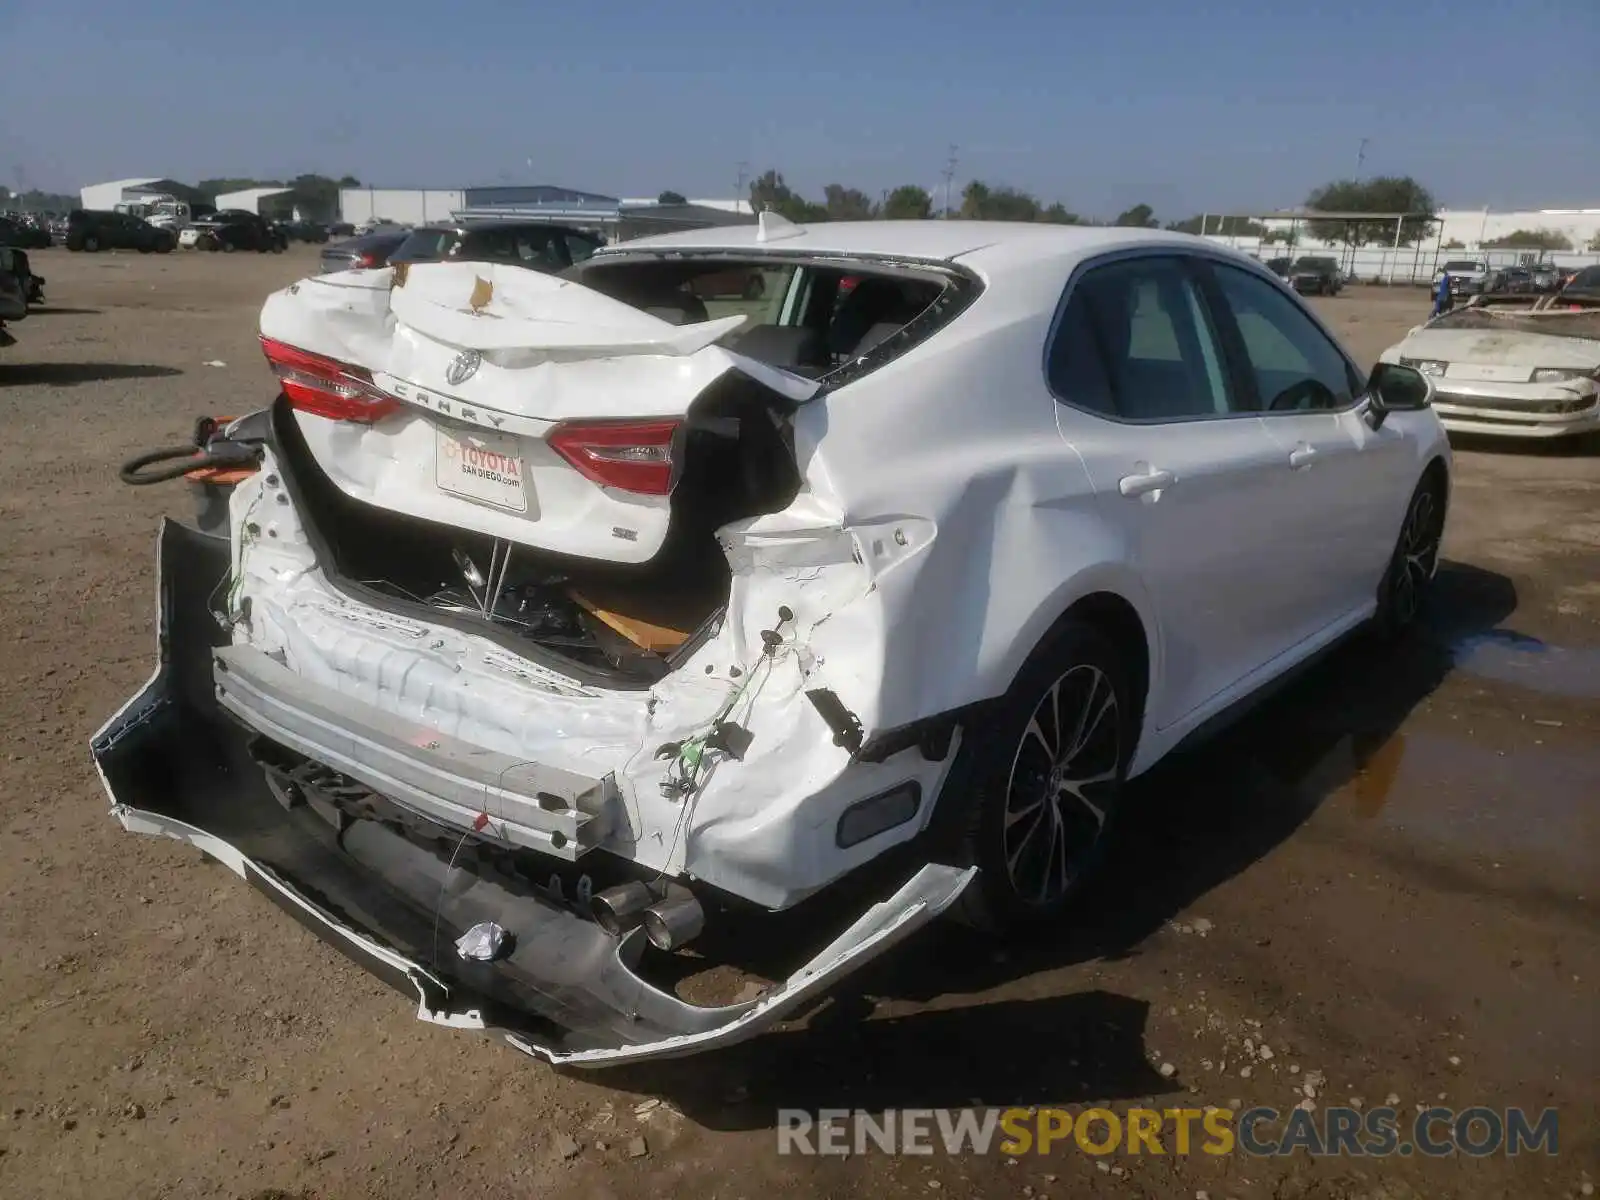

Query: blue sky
left=2, top=0, right=1594, bottom=217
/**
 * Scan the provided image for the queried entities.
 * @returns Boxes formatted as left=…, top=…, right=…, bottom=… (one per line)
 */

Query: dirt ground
left=0, top=248, right=1595, bottom=1200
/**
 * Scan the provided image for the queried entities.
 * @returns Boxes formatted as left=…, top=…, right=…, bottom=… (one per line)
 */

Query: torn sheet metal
left=261, top=260, right=819, bottom=424
left=87, top=519, right=972, bottom=1064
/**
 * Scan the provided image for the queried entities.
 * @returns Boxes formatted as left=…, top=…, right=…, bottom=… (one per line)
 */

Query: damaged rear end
left=92, top=249, right=979, bottom=1063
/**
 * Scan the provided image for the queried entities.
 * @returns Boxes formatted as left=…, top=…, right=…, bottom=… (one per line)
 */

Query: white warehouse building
left=214, top=187, right=292, bottom=215
left=80, top=178, right=172, bottom=211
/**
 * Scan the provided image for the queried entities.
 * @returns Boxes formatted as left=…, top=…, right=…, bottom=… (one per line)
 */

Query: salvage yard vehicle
left=1287, top=256, right=1343, bottom=296
left=65, top=209, right=175, bottom=254
left=93, top=216, right=1451, bottom=1065
left=318, top=229, right=408, bottom=273
left=183, top=210, right=288, bottom=253
left=0, top=215, right=53, bottom=250
left=1383, top=301, right=1600, bottom=439
left=388, top=220, right=604, bottom=273
left=1432, top=258, right=1490, bottom=298
left=0, top=248, right=27, bottom=346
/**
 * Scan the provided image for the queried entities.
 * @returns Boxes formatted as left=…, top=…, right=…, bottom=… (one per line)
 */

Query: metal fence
left=1200, top=235, right=1600, bottom=286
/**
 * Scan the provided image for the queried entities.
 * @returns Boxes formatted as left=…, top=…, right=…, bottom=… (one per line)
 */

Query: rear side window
left=511, top=228, right=564, bottom=269
left=564, top=232, right=600, bottom=264
left=396, top=229, right=453, bottom=259
left=1048, top=256, right=1240, bottom=422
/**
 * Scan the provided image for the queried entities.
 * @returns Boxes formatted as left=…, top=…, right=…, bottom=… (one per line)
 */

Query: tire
left=156, top=239, right=172, bottom=254
left=1373, top=472, right=1446, bottom=638
left=220, top=240, right=235, bottom=254
left=137, top=244, right=152, bottom=254
left=83, top=235, right=100, bottom=253
left=941, top=620, right=1136, bottom=933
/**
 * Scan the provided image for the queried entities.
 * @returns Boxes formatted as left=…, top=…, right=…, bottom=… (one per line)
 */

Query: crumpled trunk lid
left=260, top=261, right=818, bottom=564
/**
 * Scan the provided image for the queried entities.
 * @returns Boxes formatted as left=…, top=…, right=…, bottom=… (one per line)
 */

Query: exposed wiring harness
left=648, top=608, right=799, bottom=881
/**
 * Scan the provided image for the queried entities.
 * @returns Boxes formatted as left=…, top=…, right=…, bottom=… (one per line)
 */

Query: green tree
left=1589, top=231, right=1600, bottom=252
left=0, top=187, right=77, bottom=211
left=657, top=190, right=688, bottom=205
left=748, top=170, right=827, bottom=222
left=1304, top=176, right=1437, bottom=247
left=959, top=180, right=1041, bottom=221
left=881, top=185, right=932, bottom=220
left=1481, top=228, right=1573, bottom=251
left=1443, top=238, right=1465, bottom=249
left=284, top=174, right=350, bottom=220
left=1114, top=202, right=1158, bottom=228
left=823, top=184, right=877, bottom=220
left=1040, top=202, right=1080, bottom=224
left=1262, top=228, right=1300, bottom=247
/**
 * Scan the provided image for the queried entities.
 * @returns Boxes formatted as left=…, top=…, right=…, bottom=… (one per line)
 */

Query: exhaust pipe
left=642, top=894, right=705, bottom=952
left=589, top=881, right=658, bottom=936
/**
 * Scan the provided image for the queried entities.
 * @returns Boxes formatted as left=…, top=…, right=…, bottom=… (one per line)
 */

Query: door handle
left=1289, top=445, right=1317, bottom=469
left=1118, top=467, right=1175, bottom=498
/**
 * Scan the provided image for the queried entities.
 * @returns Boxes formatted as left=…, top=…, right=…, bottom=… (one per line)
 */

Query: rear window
left=1443, top=260, right=1484, bottom=272
left=571, top=254, right=973, bottom=382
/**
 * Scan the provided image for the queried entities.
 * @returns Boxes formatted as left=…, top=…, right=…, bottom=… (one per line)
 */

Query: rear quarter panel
left=795, top=263, right=1157, bottom=735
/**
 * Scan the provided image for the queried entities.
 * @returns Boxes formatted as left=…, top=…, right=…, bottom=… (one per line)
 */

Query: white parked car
left=1381, top=305, right=1600, bottom=439
left=93, top=216, right=1451, bottom=1065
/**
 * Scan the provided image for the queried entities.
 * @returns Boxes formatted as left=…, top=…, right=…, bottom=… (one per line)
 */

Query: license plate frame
left=434, top=425, right=529, bottom=513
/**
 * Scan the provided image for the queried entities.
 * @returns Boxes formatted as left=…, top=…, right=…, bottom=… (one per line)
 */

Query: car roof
left=409, top=220, right=595, bottom=235
left=605, top=219, right=1219, bottom=273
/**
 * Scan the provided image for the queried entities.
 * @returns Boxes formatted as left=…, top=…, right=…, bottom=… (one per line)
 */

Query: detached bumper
left=90, top=520, right=973, bottom=1066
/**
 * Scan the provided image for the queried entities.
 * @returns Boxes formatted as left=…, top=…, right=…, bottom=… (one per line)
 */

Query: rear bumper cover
left=90, top=520, right=973, bottom=1066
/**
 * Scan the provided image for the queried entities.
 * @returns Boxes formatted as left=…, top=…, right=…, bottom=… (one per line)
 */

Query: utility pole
left=735, top=161, right=750, bottom=214
left=941, top=145, right=958, bottom=218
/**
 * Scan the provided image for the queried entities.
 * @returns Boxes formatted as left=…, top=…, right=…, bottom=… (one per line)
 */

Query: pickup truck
left=1432, top=259, right=1490, bottom=298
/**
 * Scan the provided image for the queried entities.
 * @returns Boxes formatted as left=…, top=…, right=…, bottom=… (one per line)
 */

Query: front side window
left=1207, top=263, right=1358, bottom=412
left=1048, top=256, right=1239, bottom=421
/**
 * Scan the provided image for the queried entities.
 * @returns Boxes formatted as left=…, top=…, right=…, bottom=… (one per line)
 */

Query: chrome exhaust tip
left=642, top=894, right=705, bottom=952
left=590, top=881, right=658, bottom=936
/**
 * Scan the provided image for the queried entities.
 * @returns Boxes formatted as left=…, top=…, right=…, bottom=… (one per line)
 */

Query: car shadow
left=594, top=559, right=1518, bottom=1129
left=25, top=306, right=102, bottom=316
left=0, top=362, right=181, bottom=386
left=1448, top=430, right=1600, bottom=457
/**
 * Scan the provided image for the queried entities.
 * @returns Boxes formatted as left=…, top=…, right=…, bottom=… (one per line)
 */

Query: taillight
left=547, top=419, right=680, bottom=495
left=357, top=252, right=381, bottom=267
left=260, top=336, right=400, bottom=423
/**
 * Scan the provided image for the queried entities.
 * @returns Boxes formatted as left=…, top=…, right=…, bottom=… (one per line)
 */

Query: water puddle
left=1445, top=628, right=1600, bottom=700
left=1325, top=730, right=1597, bottom=885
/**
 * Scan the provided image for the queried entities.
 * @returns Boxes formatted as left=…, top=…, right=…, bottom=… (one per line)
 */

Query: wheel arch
left=999, top=568, right=1158, bottom=762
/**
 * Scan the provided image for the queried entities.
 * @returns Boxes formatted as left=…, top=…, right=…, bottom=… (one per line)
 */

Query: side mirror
left=1365, top=362, right=1434, bottom=429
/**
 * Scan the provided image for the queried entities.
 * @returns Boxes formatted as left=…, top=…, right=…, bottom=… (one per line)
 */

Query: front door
left=1199, top=261, right=1415, bottom=646
left=1048, top=253, right=1299, bottom=731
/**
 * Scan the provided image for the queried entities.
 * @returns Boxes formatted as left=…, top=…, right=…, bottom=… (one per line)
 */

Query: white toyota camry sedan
left=94, top=216, right=1450, bottom=1065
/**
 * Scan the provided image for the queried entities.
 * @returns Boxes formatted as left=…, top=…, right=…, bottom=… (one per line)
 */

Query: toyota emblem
left=445, top=350, right=482, bottom=387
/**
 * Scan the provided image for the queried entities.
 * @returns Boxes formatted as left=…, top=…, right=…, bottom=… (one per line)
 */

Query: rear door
left=1200, top=260, right=1413, bottom=642
left=1050, top=252, right=1298, bottom=730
